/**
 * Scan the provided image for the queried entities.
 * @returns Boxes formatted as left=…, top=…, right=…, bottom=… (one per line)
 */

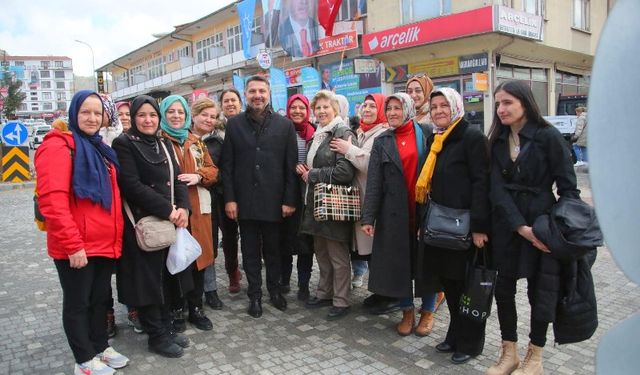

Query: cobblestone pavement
left=1, top=169, right=638, bottom=375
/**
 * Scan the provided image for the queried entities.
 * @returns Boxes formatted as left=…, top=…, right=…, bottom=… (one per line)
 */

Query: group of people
left=36, top=70, right=592, bottom=375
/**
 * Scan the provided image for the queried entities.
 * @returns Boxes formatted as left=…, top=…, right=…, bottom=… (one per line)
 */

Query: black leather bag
left=422, top=199, right=472, bottom=250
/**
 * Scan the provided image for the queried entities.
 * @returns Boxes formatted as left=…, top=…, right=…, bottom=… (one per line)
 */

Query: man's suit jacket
left=278, top=17, right=321, bottom=57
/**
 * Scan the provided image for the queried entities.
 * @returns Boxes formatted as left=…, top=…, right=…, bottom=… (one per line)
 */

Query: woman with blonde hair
left=298, top=90, right=357, bottom=320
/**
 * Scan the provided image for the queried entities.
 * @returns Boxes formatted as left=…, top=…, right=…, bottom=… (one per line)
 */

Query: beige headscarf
left=406, top=74, right=434, bottom=125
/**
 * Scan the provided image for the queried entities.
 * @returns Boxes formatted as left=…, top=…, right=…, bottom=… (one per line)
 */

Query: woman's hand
left=69, top=249, right=88, bottom=269
left=361, top=224, right=375, bottom=237
left=177, top=173, right=201, bottom=186
left=472, top=232, right=489, bottom=248
left=175, top=208, right=189, bottom=228
left=329, top=136, right=352, bottom=155
left=296, top=164, right=310, bottom=183
left=517, top=225, right=550, bottom=253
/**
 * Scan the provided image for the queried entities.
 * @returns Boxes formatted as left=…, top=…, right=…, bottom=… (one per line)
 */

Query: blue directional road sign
left=1, top=121, right=29, bottom=146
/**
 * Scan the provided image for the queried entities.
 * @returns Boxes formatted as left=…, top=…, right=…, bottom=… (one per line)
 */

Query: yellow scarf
left=415, top=118, right=462, bottom=203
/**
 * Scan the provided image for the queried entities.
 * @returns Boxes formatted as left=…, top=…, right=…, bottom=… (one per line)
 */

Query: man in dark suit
left=278, top=0, right=322, bottom=57
left=221, top=75, right=298, bottom=318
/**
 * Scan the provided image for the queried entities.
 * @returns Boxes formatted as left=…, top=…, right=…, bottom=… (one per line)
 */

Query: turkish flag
left=318, top=0, right=342, bottom=37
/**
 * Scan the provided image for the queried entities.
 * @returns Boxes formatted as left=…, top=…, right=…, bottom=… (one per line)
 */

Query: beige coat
left=344, top=124, right=388, bottom=255
left=573, top=112, right=588, bottom=147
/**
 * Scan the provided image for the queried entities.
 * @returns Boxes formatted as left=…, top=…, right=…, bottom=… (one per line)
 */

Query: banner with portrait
left=320, top=58, right=382, bottom=117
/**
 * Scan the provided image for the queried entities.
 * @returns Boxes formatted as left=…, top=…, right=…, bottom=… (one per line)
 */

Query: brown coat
left=163, top=132, right=219, bottom=270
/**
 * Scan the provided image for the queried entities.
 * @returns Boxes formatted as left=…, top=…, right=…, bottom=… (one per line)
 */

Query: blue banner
left=232, top=74, right=246, bottom=111
left=237, top=0, right=256, bottom=59
left=320, top=58, right=382, bottom=117
left=269, top=68, right=288, bottom=114
left=301, top=67, right=321, bottom=100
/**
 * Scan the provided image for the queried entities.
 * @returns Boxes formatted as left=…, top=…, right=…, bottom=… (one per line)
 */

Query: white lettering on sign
left=460, top=57, right=488, bottom=69
left=378, top=26, right=421, bottom=50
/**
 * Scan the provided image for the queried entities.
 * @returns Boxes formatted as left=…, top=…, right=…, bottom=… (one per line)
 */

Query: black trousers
left=440, top=277, right=486, bottom=356
left=281, top=253, right=314, bottom=287
left=137, top=303, right=172, bottom=346
left=213, top=194, right=240, bottom=276
left=54, top=257, right=114, bottom=364
left=239, top=220, right=282, bottom=300
left=280, top=212, right=313, bottom=287
left=495, top=275, right=549, bottom=347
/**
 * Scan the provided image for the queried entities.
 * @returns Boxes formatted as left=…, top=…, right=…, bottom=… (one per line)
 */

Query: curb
left=0, top=181, right=36, bottom=192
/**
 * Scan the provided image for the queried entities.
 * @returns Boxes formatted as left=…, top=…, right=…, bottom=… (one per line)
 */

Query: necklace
left=510, top=132, right=520, bottom=154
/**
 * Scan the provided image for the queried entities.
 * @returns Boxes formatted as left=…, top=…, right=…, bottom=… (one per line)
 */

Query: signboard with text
left=494, top=5, right=543, bottom=41
left=408, top=57, right=459, bottom=78
left=459, top=53, right=489, bottom=74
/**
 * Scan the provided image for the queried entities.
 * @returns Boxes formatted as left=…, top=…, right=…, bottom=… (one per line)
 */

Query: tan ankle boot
left=512, top=343, right=543, bottom=375
left=486, top=341, right=519, bottom=375
left=396, top=309, right=415, bottom=336
left=414, top=310, right=434, bottom=336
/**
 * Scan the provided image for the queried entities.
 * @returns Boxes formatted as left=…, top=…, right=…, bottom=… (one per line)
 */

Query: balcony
left=111, top=42, right=266, bottom=99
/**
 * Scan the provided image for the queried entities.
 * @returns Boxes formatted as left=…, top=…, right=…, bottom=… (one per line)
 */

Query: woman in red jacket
left=35, top=90, right=128, bottom=375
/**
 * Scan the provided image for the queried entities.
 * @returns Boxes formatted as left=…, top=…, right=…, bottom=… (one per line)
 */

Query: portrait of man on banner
left=262, top=0, right=282, bottom=48
left=278, top=0, right=324, bottom=58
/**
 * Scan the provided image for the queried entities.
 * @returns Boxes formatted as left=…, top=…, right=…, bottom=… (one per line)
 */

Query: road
left=0, top=170, right=638, bottom=374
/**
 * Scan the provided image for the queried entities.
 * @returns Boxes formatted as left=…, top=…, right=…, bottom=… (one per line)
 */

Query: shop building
left=364, top=0, right=611, bottom=131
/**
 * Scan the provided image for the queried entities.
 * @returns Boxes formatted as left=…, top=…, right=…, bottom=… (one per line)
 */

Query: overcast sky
left=0, top=0, right=236, bottom=76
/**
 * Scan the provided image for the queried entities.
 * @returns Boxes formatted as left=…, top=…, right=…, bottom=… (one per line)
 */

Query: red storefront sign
left=363, top=6, right=493, bottom=55
left=315, top=31, right=359, bottom=57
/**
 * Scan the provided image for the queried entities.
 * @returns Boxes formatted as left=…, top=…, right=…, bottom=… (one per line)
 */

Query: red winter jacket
left=35, top=129, right=123, bottom=260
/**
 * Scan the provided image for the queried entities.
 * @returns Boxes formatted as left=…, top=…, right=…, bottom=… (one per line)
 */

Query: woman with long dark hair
left=486, top=80, right=579, bottom=375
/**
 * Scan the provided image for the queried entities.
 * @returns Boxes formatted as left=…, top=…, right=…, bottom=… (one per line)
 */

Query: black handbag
left=459, top=248, right=497, bottom=323
left=422, top=198, right=472, bottom=250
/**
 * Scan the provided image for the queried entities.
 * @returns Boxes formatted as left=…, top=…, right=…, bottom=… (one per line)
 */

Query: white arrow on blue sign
left=1, top=121, right=29, bottom=146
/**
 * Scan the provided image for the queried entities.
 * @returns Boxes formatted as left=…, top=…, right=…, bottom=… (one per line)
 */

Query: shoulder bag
left=124, top=140, right=177, bottom=252
left=422, top=197, right=471, bottom=250
left=313, top=171, right=361, bottom=222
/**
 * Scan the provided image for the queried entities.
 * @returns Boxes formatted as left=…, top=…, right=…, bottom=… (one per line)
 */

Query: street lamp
left=74, top=39, right=97, bottom=91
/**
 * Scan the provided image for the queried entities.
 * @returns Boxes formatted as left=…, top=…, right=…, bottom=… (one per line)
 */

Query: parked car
left=29, top=125, right=52, bottom=150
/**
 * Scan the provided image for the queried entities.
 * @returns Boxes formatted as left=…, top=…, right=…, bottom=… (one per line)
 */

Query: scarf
left=287, top=94, right=315, bottom=142
left=159, top=95, right=191, bottom=145
left=68, top=90, right=120, bottom=210
left=335, top=94, right=350, bottom=122
left=384, top=92, right=416, bottom=125
left=359, top=93, right=387, bottom=133
left=415, top=87, right=465, bottom=203
left=407, top=75, right=434, bottom=124
left=98, top=93, right=123, bottom=146
left=307, top=116, right=343, bottom=168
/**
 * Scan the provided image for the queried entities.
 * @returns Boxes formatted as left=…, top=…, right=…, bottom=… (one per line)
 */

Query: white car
left=29, top=125, right=52, bottom=150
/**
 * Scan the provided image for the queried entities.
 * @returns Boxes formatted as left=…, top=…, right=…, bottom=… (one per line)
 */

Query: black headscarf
left=127, top=95, right=166, bottom=163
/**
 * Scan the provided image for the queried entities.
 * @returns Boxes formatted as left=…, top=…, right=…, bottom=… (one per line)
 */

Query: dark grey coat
left=221, top=109, right=298, bottom=222
left=300, top=124, right=356, bottom=243
left=490, top=121, right=579, bottom=279
left=361, top=122, right=429, bottom=298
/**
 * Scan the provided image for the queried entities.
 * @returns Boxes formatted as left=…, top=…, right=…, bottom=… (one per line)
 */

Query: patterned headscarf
left=159, top=95, right=192, bottom=145
left=384, top=92, right=416, bottom=125
left=99, top=93, right=121, bottom=129
left=430, top=87, right=465, bottom=130
left=407, top=74, right=434, bottom=123
left=335, top=94, right=350, bottom=122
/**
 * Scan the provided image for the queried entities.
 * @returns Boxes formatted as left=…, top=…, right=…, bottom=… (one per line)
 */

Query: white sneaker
left=96, top=347, right=129, bottom=369
left=74, top=358, right=115, bottom=375
left=351, top=275, right=364, bottom=288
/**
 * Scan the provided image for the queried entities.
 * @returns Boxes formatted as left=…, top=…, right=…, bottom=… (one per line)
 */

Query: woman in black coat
left=112, top=95, right=191, bottom=359
left=486, top=80, right=580, bottom=375
left=360, top=93, right=431, bottom=334
left=415, top=88, right=490, bottom=365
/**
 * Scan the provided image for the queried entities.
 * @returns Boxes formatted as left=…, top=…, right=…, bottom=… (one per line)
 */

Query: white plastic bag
left=166, top=228, right=202, bottom=275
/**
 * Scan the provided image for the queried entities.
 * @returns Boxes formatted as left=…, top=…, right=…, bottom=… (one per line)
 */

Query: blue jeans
left=351, top=259, right=368, bottom=277
left=399, top=292, right=437, bottom=311
left=203, top=263, right=218, bottom=293
left=573, top=145, right=588, bottom=162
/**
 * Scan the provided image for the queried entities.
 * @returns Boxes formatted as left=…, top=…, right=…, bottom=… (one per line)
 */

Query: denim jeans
left=573, top=144, right=588, bottom=162
left=399, top=292, right=437, bottom=311
left=351, top=259, right=368, bottom=277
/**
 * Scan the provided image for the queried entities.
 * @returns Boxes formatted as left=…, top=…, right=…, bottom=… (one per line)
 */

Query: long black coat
left=361, top=122, right=429, bottom=299
left=420, top=119, right=491, bottom=285
left=112, top=134, right=190, bottom=307
left=221, top=109, right=298, bottom=222
left=490, top=121, right=579, bottom=279
left=300, top=125, right=356, bottom=243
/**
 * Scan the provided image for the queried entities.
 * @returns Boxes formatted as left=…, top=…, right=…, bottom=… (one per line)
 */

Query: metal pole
left=74, top=39, right=97, bottom=91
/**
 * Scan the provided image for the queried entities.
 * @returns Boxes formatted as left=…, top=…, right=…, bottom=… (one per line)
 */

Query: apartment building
left=365, top=0, right=611, bottom=130
left=1, top=54, right=74, bottom=120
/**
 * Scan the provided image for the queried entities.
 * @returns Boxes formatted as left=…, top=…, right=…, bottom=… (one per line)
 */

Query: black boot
left=149, top=339, right=184, bottom=358
left=170, top=308, right=186, bottom=333
left=188, top=306, right=213, bottom=331
left=297, top=283, right=310, bottom=301
left=204, top=290, right=223, bottom=310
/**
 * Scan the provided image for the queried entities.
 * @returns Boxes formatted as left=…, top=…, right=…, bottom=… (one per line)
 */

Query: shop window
left=523, top=0, right=545, bottom=16
left=402, top=0, right=451, bottom=24
left=573, top=0, right=590, bottom=31
left=497, top=64, right=549, bottom=115
left=496, top=66, right=513, bottom=78
left=556, top=71, right=589, bottom=95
